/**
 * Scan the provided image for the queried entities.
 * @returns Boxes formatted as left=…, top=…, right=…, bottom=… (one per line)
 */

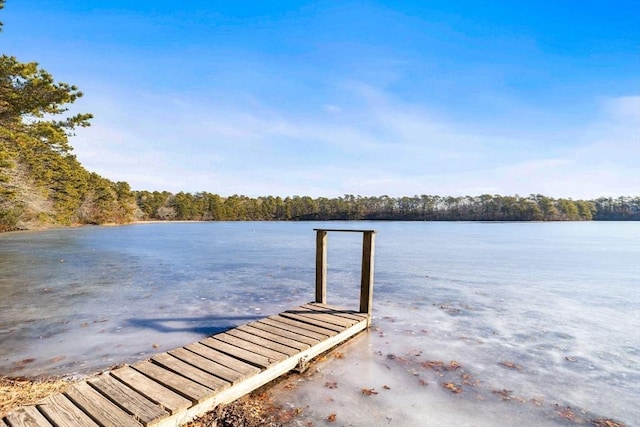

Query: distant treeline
left=135, top=192, right=640, bottom=222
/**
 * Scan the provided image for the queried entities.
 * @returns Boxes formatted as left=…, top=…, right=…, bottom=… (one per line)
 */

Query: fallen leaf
left=361, top=388, right=378, bottom=396
left=591, top=418, right=625, bottom=427
left=492, top=389, right=513, bottom=400
left=554, top=405, right=576, bottom=421
left=461, top=373, right=478, bottom=386
left=499, top=361, right=522, bottom=370
left=13, top=358, right=36, bottom=367
left=448, top=360, right=462, bottom=370
left=530, top=397, right=544, bottom=407
left=442, top=383, right=462, bottom=394
left=422, top=360, right=445, bottom=370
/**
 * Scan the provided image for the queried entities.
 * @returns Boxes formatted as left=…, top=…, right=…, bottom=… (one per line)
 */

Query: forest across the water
left=134, top=192, right=639, bottom=222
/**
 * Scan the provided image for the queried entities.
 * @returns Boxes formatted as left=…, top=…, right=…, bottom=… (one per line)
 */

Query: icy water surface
left=1, top=221, right=639, bottom=426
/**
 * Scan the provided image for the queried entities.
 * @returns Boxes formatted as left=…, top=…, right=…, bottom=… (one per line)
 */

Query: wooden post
left=315, top=229, right=327, bottom=304
left=359, top=230, right=376, bottom=322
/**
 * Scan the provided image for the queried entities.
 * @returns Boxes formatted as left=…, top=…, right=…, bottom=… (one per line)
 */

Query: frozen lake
left=1, top=221, right=638, bottom=426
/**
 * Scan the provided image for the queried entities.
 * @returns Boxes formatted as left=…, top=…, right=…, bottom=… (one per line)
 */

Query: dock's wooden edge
left=2, top=303, right=369, bottom=427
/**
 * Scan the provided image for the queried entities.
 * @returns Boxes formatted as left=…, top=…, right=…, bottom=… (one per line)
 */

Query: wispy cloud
left=72, top=82, right=639, bottom=198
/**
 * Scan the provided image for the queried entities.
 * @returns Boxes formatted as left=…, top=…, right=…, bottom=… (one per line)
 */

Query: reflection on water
left=1, top=221, right=639, bottom=426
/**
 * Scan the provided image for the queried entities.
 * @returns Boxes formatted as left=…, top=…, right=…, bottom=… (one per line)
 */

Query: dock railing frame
left=314, top=229, right=376, bottom=324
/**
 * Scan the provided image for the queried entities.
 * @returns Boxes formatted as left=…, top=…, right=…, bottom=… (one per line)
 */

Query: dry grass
left=0, top=377, right=74, bottom=418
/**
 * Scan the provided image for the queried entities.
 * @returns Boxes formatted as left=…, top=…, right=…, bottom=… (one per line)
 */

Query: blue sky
left=2, top=1, right=639, bottom=198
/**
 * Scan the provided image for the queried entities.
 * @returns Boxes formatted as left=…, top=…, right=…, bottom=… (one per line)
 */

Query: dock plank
left=4, top=406, right=52, bottom=427
left=213, top=333, right=289, bottom=361
left=267, top=315, right=339, bottom=337
left=151, top=353, right=230, bottom=391
left=184, top=343, right=262, bottom=376
left=169, top=347, right=248, bottom=384
left=110, top=367, right=190, bottom=415
left=276, top=312, right=346, bottom=333
left=65, top=382, right=142, bottom=427
left=38, top=393, right=99, bottom=427
left=236, top=324, right=311, bottom=351
left=286, top=310, right=353, bottom=329
left=287, top=307, right=358, bottom=327
left=87, top=374, right=169, bottom=426
left=258, top=317, right=329, bottom=341
left=225, top=328, right=302, bottom=356
left=247, top=320, right=320, bottom=346
left=304, top=303, right=368, bottom=321
left=133, top=361, right=213, bottom=404
left=200, top=337, right=275, bottom=369
left=309, top=302, right=368, bottom=317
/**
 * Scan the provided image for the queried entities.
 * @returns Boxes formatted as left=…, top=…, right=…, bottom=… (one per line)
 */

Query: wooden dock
left=1, top=229, right=376, bottom=427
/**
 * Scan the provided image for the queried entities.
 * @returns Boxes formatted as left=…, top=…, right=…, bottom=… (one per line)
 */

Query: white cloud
left=70, top=83, right=639, bottom=198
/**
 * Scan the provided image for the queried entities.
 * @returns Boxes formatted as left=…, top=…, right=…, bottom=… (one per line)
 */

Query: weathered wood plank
left=247, top=320, right=320, bottom=346
left=258, top=317, right=329, bottom=341
left=87, top=374, right=169, bottom=426
left=268, top=314, right=339, bottom=338
left=200, top=337, right=274, bottom=370
left=38, top=393, right=99, bottom=427
left=225, top=328, right=302, bottom=356
left=4, top=406, right=52, bottom=427
left=287, top=306, right=358, bottom=327
left=110, top=367, right=191, bottom=415
left=287, top=305, right=361, bottom=328
left=168, top=348, right=248, bottom=384
left=65, top=382, right=142, bottom=427
left=151, top=353, right=230, bottom=391
left=237, top=324, right=311, bottom=351
left=311, top=302, right=368, bottom=318
left=278, top=312, right=347, bottom=332
left=304, top=303, right=368, bottom=321
left=184, top=343, right=262, bottom=376
left=212, top=334, right=289, bottom=362
left=133, top=361, right=213, bottom=404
